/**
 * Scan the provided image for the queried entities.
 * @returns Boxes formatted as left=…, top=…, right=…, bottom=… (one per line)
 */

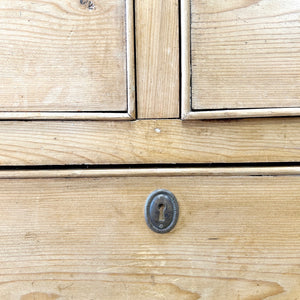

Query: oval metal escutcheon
left=145, top=189, right=179, bottom=234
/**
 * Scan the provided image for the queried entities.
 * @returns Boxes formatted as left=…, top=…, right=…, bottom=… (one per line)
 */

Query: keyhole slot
left=158, top=204, right=165, bottom=222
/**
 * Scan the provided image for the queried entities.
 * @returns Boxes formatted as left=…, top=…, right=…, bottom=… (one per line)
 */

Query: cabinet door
left=182, top=0, right=300, bottom=119
left=0, top=0, right=299, bottom=166
left=0, top=167, right=299, bottom=299
left=0, top=0, right=135, bottom=120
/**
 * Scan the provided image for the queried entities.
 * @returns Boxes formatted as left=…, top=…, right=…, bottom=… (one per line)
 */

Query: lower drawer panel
left=0, top=168, right=299, bottom=299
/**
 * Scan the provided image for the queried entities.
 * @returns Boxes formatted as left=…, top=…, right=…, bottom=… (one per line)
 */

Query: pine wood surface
left=136, top=0, right=179, bottom=118
left=185, top=0, right=300, bottom=116
left=0, top=0, right=130, bottom=113
left=0, top=166, right=298, bottom=179
left=0, top=170, right=299, bottom=299
left=0, top=119, right=299, bottom=165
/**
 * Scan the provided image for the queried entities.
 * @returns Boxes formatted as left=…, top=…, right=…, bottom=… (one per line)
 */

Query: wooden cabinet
left=1, top=0, right=299, bottom=120
left=0, top=0, right=299, bottom=299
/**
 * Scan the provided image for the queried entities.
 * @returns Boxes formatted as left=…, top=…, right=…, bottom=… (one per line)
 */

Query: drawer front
left=182, top=0, right=300, bottom=119
left=0, top=0, right=135, bottom=120
left=0, top=168, right=299, bottom=299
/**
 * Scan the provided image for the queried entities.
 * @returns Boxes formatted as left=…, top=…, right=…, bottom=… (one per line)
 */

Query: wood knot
left=80, top=0, right=96, bottom=10
left=21, top=292, right=60, bottom=300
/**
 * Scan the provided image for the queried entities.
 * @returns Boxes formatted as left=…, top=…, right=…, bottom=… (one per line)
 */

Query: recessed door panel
left=0, top=0, right=135, bottom=119
left=182, top=0, right=300, bottom=119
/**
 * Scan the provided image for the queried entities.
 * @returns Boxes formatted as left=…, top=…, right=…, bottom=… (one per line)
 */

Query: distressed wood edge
left=126, top=0, right=136, bottom=119
left=183, top=108, right=300, bottom=120
left=0, top=112, right=134, bottom=120
left=0, top=167, right=299, bottom=179
left=181, top=0, right=191, bottom=119
left=0, top=0, right=136, bottom=121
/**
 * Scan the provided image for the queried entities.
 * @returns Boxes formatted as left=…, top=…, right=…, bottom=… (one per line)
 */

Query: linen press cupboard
left=0, top=0, right=299, bottom=299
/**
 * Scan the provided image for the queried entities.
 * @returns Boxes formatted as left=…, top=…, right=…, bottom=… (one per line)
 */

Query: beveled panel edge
left=183, top=108, right=300, bottom=120
left=126, top=0, right=136, bottom=120
left=181, top=0, right=191, bottom=120
left=0, top=167, right=299, bottom=179
left=0, top=112, right=134, bottom=121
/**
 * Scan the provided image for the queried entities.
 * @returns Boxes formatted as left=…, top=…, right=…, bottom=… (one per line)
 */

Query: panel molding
left=0, top=112, right=135, bottom=121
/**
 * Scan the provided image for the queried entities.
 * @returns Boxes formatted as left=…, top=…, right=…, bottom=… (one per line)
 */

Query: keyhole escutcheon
left=145, top=189, right=179, bottom=234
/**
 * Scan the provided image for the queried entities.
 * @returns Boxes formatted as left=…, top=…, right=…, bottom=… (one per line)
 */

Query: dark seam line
left=133, top=0, right=138, bottom=119
left=0, top=162, right=299, bottom=171
left=178, top=0, right=182, bottom=119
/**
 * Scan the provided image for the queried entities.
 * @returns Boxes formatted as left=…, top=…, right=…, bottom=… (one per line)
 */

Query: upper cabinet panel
left=182, top=0, right=300, bottom=119
left=0, top=0, right=135, bottom=120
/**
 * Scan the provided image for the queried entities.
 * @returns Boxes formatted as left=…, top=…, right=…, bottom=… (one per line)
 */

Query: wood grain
left=0, top=118, right=299, bottom=165
left=0, top=0, right=131, bottom=114
left=0, top=166, right=299, bottom=179
left=136, top=0, right=179, bottom=118
left=184, top=0, right=300, bottom=117
left=0, top=170, right=299, bottom=299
